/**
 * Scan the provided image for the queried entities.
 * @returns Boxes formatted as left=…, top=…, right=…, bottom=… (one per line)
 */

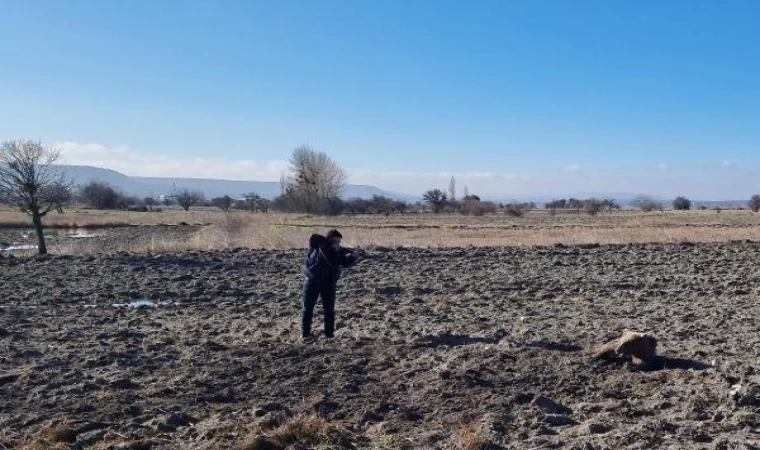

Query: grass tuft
left=239, top=414, right=356, bottom=450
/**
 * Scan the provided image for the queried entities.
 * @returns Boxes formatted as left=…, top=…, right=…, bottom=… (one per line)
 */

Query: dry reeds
left=3, top=207, right=760, bottom=254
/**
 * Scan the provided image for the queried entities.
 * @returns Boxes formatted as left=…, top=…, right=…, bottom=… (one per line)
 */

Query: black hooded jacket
left=302, top=234, right=358, bottom=281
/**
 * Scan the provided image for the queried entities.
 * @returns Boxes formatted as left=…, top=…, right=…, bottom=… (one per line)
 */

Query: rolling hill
left=56, top=165, right=416, bottom=201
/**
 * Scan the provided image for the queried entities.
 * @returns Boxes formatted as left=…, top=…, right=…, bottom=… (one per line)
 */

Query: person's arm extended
left=338, top=248, right=362, bottom=267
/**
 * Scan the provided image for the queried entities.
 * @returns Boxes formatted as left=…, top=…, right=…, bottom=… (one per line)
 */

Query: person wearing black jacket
left=301, top=229, right=363, bottom=340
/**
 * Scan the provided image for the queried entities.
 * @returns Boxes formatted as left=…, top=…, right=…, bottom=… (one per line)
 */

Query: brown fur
left=594, top=330, right=658, bottom=366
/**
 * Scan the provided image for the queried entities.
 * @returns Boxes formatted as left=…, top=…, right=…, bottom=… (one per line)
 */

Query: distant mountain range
left=56, top=165, right=417, bottom=201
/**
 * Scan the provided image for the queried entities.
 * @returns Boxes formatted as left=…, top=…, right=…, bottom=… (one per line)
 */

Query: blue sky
left=1, top=0, right=760, bottom=198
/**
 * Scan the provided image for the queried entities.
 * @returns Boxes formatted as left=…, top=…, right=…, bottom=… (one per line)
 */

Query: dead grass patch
left=0, top=420, right=75, bottom=450
left=450, top=418, right=493, bottom=450
left=239, top=414, right=356, bottom=450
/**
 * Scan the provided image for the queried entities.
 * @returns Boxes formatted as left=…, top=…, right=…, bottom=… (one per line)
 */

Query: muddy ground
left=1, top=242, right=760, bottom=449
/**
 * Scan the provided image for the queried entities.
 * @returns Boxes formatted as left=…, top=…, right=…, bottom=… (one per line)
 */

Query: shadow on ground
left=414, top=333, right=584, bottom=353
left=414, top=332, right=504, bottom=347
left=650, top=356, right=712, bottom=371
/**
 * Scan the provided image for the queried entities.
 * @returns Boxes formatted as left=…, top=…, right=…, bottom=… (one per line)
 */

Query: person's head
left=326, top=229, right=342, bottom=250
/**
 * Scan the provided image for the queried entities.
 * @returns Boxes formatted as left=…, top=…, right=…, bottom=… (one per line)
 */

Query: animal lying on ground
left=594, top=330, right=658, bottom=367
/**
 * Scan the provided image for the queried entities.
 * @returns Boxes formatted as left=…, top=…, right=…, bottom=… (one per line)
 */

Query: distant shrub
left=143, top=197, right=158, bottom=211
left=79, top=182, right=137, bottom=210
left=749, top=195, right=760, bottom=213
left=601, top=198, right=621, bottom=211
left=369, top=195, right=396, bottom=215
left=584, top=198, right=603, bottom=216
left=462, top=199, right=497, bottom=216
left=504, top=201, right=526, bottom=217
left=546, top=199, right=566, bottom=209
left=219, top=212, right=246, bottom=245
left=567, top=198, right=583, bottom=214
left=673, top=196, right=692, bottom=210
left=634, top=196, right=663, bottom=212
left=237, top=192, right=270, bottom=213
left=211, top=195, right=234, bottom=212
left=272, top=194, right=343, bottom=215
left=545, top=199, right=566, bottom=215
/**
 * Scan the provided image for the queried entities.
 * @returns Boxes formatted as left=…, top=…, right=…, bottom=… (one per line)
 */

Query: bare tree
left=634, top=195, right=664, bottom=212
left=423, top=189, right=448, bottom=213
left=49, top=182, right=73, bottom=213
left=0, top=140, right=72, bottom=254
left=448, top=176, right=456, bottom=202
left=176, top=189, right=205, bottom=211
left=280, top=146, right=347, bottom=214
left=463, top=184, right=470, bottom=199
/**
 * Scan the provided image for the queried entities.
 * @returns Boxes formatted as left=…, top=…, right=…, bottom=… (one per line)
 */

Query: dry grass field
left=2, top=206, right=760, bottom=254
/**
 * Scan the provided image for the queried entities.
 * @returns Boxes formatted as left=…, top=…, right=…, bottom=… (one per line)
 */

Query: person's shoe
left=299, top=335, right=315, bottom=343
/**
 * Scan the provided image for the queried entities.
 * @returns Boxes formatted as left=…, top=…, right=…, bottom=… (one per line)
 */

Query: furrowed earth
left=2, top=242, right=760, bottom=449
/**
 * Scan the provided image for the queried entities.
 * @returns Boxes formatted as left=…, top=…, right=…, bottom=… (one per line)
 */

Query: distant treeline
left=69, top=180, right=760, bottom=218
left=48, top=145, right=760, bottom=218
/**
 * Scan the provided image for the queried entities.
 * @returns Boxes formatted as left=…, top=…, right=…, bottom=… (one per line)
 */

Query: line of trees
left=210, top=193, right=271, bottom=212
left=7, top=139, right=760, bottom=255
left=420, top=188, right=534, bottom=216
left=73, top=182, right=276, bottom=213
left=343, top=195, right=408, bottom=215
left=545, top=198, right=620, bottom=216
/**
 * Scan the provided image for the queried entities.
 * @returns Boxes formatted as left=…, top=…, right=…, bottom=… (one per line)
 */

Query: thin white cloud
left=655, top=162, right=669, bottom=171
left=563, top=164, right=581, bottom=172
left=57, top=141, right=288, bottom=181
left=357, top=170, right=517, bottom=180
left=721, top=160, right=733, bottom=168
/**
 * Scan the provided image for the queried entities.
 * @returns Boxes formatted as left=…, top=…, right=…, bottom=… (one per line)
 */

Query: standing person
left=301, top=229, right=364, bottom=340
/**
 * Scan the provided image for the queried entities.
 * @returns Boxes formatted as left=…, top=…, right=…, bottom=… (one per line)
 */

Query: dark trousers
left=301, top=276, right=337, bottom=337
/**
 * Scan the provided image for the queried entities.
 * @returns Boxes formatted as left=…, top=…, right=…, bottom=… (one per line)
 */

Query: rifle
left=344, top=247, right=379, bottom=260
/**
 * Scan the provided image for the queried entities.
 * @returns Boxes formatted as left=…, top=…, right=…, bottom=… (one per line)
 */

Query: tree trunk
left=32, top=212, right=47, bottom=255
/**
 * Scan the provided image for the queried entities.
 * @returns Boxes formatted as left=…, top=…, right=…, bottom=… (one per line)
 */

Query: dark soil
left=2, top=242, right=760, bottom=449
